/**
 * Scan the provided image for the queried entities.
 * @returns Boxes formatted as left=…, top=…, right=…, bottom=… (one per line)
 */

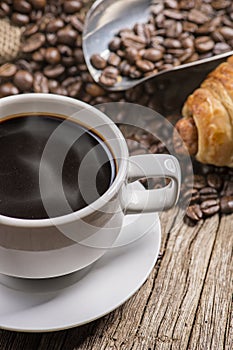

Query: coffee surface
left=0, top=114, right=115, bottom=219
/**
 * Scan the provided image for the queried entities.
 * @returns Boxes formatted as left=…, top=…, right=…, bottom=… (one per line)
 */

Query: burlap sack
left=0, top=19, right=23, bottom=64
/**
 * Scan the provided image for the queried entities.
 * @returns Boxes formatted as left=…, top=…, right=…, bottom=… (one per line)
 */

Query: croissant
left=174, top=56, right=233, bottom=167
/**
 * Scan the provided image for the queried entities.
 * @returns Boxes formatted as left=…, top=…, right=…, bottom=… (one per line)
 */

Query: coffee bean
left=90, top=54, right=107, bottom=70
left=207, top=174, right=222, bottom=190
left=183, top=188, right=200, bottom=204
left=53, top=86, right=68, bottom=95
left=114, top=49, right=124, bottom=58
left=67, top=81, right=82, bottom=97
left=188, top=9, right=210, bottom=24
left=21, top=33, right=46, bottom=53
left=166, top=20, right=182, bottom=38
left=222, top=15, right=233, bottom=27
left=48, top=79, right=59, bottom=91
left=70, top=16, right=83, bottom=33
left=43, top=64, right=65, bottom=78
left=16, top=59, right=33, bottom=72
left=102, top=66, right=119, bottom=78
left=121, top=34, right=146, bottom=50
left=200, top=199, right=220, bottom=216
left=219, top=27, right=233, bottom=40
left=129, top=66, right=143, bottom=79
left=196, top=23, right=216, bottom=35
left=23, top=23, right=39, bottom=37
left=0, top=2, right=11, bottom=16
left=130, top=148, right=147, bottom=156
left=212, top=0, right=231, bottom=10
left=214, top=42, right=232, bottom=55
left=33, top=72, right=49, bottom=93
left=163, top=9, right=183, bottom=20
left=150, top=3, right=164, bottom=16
left=185, top=52, right=199, bottom=63
left=200, top=187, right=218, bottom=200
left=164, top=38, right=182, bottom=49
left=46, top=18, right=64, bottom=32
left=211, top=30, right=225, bottom=43
left=45, top=48, right=61, bottom=65
left=46, top=33, right=57, bottom=46
left=125, top=47, right=140, bottom=64
left=108, top=37, right=121, bottom=52
left=0, top=83, right=19, bottom=98
left=181, top=21, right=197, bottom=33
left=32, top=49, right=45, bottom=62
left=133, top=23, right=151, bottom=44
left=63, top=0, right=82, bottom=14
left=11, top=12, right=30, bottom=26
left=143, top=48, right=163, bottom=62
left=221, top=180, right=233, bottom=198
left=186, top=204, right=203, bottom=221
left=136, top=59, right=154, bottom=72
left=29, top=0, right=46, bottom=10
left=70, top=50, right=83, bottom=66
left=57, top=26, right=77, bottom=45
left=30, top=9, right=43, bottom=22
left=13, top=70, right=33, bottom=91
left=193, top=175, right=207, bottom=189
left=165, top=0, right=178, bottom=9
left=66, top=66, right=78, bottom=76
left=149, top=143, right=158, bottom=154
left=13, top=0, right=32, bottom=13
left=119, top=60, right=131, bottom=76
left=195, top=36, right=215, bottom=53
left=99, top=67, right=119, bottom=87
left=57, top=45, right=72, bottom=57
left=85, top=83, right=106, bottom=97
left=107, top=53, right=121, bottom=67
left=181, top=34, right=194, bottom=49
left=61, top=76, right=78, bottom=88
left=220, top=196, right=233, bottom=214
left=0, top=63, right=17, bottom=78
left=119, top=29, right=134, bottom=37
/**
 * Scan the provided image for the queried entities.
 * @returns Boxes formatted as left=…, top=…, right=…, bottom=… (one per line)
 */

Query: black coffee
left=0, top=113, right=115, bottom=219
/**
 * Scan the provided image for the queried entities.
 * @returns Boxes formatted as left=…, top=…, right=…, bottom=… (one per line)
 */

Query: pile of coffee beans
left=90, top=0, right=233, bottom=87
left=0, top=0, right=103, bottom=100
left=0, top=0, right=232, bottom=225
left=182, top=164, right=233, bottom=224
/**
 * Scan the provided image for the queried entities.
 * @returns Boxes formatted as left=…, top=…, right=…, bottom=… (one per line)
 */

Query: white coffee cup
left=0, top=94, right=181, bottom=278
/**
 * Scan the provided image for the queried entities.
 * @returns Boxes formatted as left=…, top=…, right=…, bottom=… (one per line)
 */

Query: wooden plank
left=188, top=214, right=233, bottom=350
left=129, top=215, right=220, bottom=350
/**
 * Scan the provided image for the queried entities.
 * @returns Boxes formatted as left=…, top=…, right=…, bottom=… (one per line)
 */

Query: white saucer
left=0, top=212, right=161, bottom=332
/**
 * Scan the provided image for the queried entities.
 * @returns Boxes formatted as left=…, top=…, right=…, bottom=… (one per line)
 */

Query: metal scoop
left=82, top=0, right=233, bottom=91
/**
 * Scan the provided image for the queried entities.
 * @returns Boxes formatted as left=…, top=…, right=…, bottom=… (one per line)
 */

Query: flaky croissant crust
left=182, top=56, right=233, bottom=167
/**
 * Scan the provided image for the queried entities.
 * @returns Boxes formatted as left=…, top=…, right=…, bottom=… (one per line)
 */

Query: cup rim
left=0, top=93, right=128, bottom=228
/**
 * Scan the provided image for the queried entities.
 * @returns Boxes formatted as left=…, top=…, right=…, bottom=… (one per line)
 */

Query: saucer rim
left=0, top=212, right=161, bottom=333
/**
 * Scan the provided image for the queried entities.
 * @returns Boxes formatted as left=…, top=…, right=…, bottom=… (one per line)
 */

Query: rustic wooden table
left=0, top=209, right=232, bottom=350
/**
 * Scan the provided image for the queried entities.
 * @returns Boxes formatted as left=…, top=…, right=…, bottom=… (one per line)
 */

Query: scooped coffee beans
left=90, top=0, right=233, bottom=87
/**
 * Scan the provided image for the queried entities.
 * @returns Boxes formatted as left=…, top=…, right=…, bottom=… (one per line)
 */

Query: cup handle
left=123, top=154, right=181, bottom=213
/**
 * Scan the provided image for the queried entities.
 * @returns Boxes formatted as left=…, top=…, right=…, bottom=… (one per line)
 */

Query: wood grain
left=0, top=212, right=232, bottom=350
left=188, top=214, right=233, bottom=350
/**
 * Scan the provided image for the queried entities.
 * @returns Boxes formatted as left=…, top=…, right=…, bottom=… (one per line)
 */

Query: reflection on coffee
left=0, top=113, right=116, bottom=219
